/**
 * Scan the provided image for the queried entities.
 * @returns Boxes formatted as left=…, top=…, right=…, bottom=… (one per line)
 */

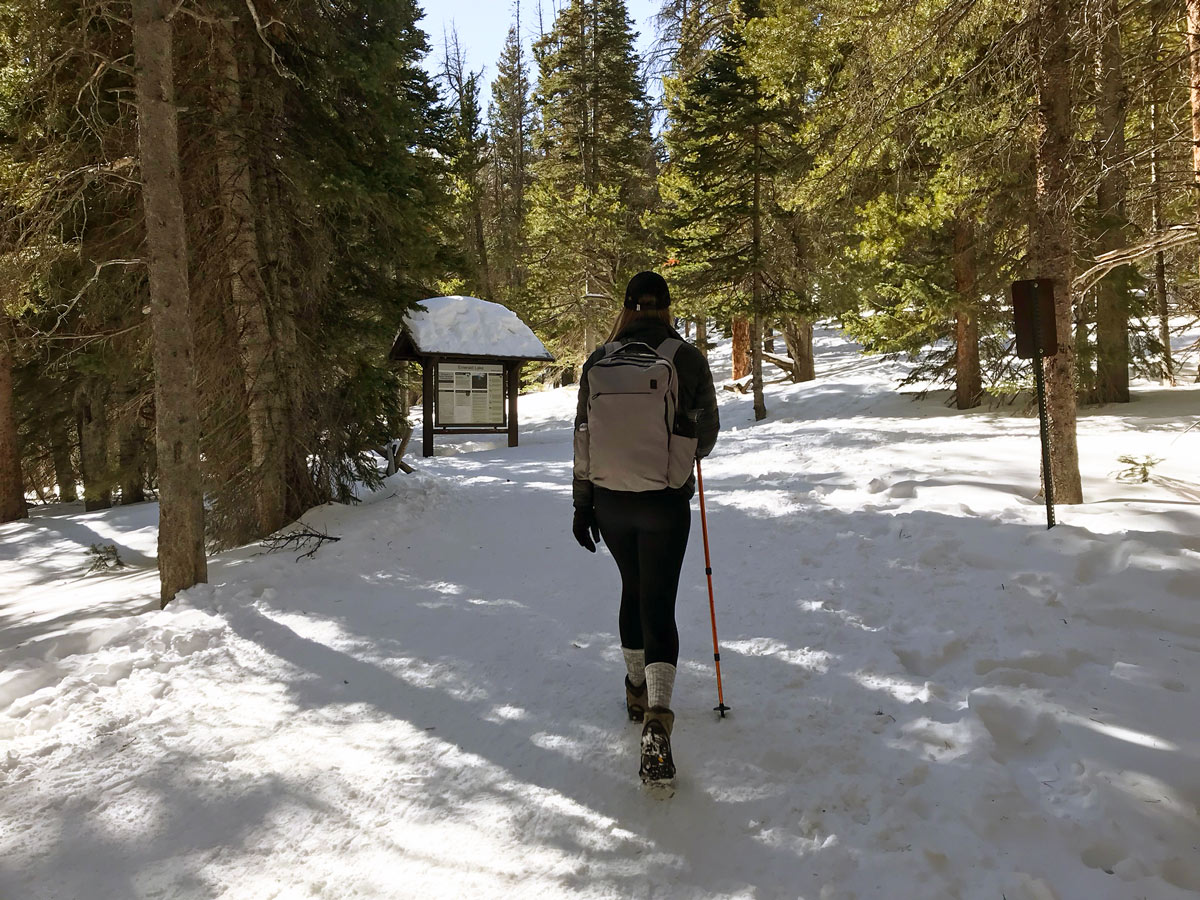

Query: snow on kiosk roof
left=389, top=297, right=553, bottom=458
left=391, top=295, right=552, bottom=362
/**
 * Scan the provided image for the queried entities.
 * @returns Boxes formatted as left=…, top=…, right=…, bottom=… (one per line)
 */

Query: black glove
left=573, top=507, right=601, bottom=553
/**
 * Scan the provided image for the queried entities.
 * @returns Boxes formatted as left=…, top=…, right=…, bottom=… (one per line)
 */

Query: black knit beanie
left=623, top=271, right=671, bottom=310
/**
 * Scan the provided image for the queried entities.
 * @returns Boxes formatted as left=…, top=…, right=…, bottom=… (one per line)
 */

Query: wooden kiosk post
left=421, top=360, right=435, bottom=459
left=507, top=363, right=520, bottom=449
left=389, top=297, right=553, bottom=459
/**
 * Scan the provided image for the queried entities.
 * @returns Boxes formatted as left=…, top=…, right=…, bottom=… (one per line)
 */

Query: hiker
left=571, top=271, right=720, bottom=784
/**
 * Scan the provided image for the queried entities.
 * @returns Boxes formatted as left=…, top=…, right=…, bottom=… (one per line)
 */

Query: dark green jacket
left=573, top=319, right=720, bottom=509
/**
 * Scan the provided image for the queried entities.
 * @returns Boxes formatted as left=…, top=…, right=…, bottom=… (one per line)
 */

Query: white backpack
left=573, top=338, right=698, bottom=492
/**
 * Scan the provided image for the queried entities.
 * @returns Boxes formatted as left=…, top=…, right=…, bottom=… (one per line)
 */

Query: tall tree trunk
left=1149, top=44, right=1174, bottom=385
left=731, top=317, right=750, bottom=379
left=115, top=380, right=146, bottom=504
left=214, top=21, right=287, bottom=537
left=1188, top=0, right=1200, bottom=280
left=0, top=329, right=26, bottom=523
left=244, top=33, right=305, bottom=520
left=1093, top=0, right=1130, bottom=403
left=952, top=218, right=982, bottom=410
left=253, top=156, right=305, bottom=520
left=695, top=314, right=708, bottom=359
left=472, top=197, right=493, bottom=300
left=76, top=382, right=113, bottom=511
left=1033, top=0, right=1083, bottom=503
left=750, top=124, right=766, bottom=421
left=1075, top=297, right=1095, bottom=404
left=782, top=317, right=815, bottom=382
left=763, top=325, right=774, bottom=353
left=50, top=417, right=77, bottom=503
left=750, top=314, right=766, bottom=420
left=133, top=0, right=207, bottom=605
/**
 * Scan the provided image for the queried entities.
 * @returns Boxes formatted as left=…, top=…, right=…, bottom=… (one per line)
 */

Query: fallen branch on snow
left=260, top=526, right=342, bottom=561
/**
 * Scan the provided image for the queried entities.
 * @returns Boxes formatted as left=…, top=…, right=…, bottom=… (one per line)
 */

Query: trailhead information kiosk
left=389, top=296, right=554, bottom=457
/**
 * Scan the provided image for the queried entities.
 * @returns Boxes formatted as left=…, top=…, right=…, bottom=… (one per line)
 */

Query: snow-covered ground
left=2, top=327, right=1198, bottom=900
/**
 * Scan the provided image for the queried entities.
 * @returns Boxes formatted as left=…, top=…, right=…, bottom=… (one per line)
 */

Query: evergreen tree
left=444, top=31, right=494, bottom=300
left=489, top=16, right=537, bottom=308
left=663, top=0, right=804, bottom=419
left=132, top=0, right=207, bottom=604
left=1, top=0, right=452, bottom=565
left=527, top=0, right=657, bottom=369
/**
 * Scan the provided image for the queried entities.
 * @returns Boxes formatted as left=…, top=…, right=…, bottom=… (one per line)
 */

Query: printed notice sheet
left=436, top=364, right=505, bottom=426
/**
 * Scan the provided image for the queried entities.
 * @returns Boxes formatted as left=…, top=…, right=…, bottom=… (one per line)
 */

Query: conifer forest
left=1, top=0, right=1197, bottom=609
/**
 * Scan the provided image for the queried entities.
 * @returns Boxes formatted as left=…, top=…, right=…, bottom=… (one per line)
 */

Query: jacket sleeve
left=692, top=352, right=720, bottom=460
left=572, top=349, right=602, bottom=510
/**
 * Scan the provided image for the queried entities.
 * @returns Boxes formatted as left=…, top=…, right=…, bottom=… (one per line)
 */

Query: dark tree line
left=3, top=0, right=1199, bottom=600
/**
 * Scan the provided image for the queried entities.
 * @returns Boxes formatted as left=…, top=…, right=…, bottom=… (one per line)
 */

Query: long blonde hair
left=605, top=306, right=672, bottom=342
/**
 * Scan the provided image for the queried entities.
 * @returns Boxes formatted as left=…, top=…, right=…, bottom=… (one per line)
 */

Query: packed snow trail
left=2, top=328, right=1199, bottom=900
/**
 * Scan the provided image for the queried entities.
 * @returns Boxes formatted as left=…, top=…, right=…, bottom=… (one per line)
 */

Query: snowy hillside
left=2, top=327, right=1199, bottom=900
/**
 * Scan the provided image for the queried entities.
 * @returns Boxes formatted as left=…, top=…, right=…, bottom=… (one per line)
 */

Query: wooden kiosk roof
left=389, top=296, right=553, bottom=363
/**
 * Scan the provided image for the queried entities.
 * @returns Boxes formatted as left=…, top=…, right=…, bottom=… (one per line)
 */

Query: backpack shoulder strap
left=601, top=341, right=623, bottom=357
left=656, top=338, right=684, bottom=364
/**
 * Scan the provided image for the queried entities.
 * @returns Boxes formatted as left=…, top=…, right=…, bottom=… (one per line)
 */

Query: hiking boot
left=626, top=676, right=647, bottom=722
left=639, top=706, right=675, bottom=783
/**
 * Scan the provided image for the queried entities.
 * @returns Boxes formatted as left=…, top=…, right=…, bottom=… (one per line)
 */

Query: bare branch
left=1073, top=225, right=1200, bottom=295
left=51, top=258, right=144, bottom=334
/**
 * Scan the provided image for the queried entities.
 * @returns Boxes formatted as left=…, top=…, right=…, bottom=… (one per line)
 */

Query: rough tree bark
left=695, top=314, right=708, bottom=359
left=750, top=314, right=766, bottom=420
left=239, top=28, right=308, bottom=518
left=1189, top=0, right=1200, bottom=279
left=1189, top=0, right=1200, bottom=382
left=214, top=21, right=288, bottom=536
left=115, top=380, right=146, bottom=504
left=731, top=317, right=750, bottom=380
left=0, top=327, right=26, bottom=522
left=50, top=418, right=77, bottom=503
left=1093, top=0, right=1130, bottom=403
left=750, top=125, right=766, bottom=421
left=1033, top=0, right=1083, bottom=503
left=952, top=218, right=982, bottom=410
left=1150, top=24, right=1174, bottom=385
left=132, top=0, right=207, bottom=605
left=76, top=382, right=113, bottom=511
left=781, top=318, right=815, bottom=382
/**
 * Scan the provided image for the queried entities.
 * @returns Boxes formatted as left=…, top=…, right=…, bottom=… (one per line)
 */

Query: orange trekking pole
left=695, top=458, right=730, bottom=718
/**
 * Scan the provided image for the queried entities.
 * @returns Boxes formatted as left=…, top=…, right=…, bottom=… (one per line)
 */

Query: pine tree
left=1033, top=0, right=1084, bottom=503
left=0, top=319, right=24, bottom=522
left=444, top=31, right=494, bottom=300
left=489, top=15, right=537, bottom=307
left=527, top=0, right=657, bottom=368
left=1090, top=0, right=1131, bottom=403
left=132, top=0, right=208, bottom=604
left=663, top=0, right=800, bottom=419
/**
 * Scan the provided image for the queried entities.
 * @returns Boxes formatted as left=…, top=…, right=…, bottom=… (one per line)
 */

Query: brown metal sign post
left=1012, top=279, right=1058, bottom=529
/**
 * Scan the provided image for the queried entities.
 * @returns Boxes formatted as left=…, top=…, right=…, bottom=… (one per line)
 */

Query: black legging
left=594, top=488, right=692, bottom=667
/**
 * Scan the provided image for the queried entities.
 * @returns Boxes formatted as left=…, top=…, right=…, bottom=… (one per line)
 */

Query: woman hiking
left=571, top=271, right=720, bottom=784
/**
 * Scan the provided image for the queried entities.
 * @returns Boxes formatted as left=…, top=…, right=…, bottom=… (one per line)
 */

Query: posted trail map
left=436, top=364, right=506, bottom=426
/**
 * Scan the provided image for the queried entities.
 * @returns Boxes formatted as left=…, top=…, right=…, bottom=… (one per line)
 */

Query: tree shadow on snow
left=8, top=445, right=1198, bottom=898
left=201, top=452, right=1200, bottom=895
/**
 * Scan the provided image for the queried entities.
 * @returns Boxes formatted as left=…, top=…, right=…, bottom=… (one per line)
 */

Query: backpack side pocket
left=666, top=432, right=698, bottom=489
left=573, top=422, right=590, bottom=481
